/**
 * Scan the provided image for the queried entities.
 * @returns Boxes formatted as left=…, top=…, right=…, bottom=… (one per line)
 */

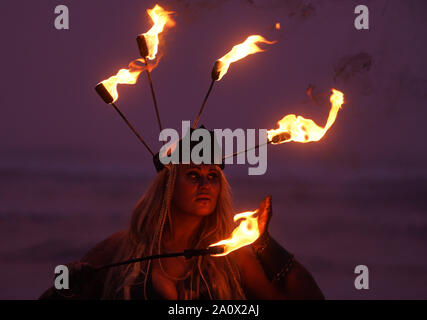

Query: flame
left=215, top=35, right=276, bottom=81
left=267, top=89, right=344, bottom=144
left=100, top=59, right=146, bottom=103
left=275, top=22, right=281, bottom=30
left=209, top=210, right=260, bottom=256
left=142, top=4, right=175, bottom=60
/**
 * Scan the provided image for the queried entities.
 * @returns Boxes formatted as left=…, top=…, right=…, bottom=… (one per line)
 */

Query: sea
left=1, top=162, right=426, bottom=299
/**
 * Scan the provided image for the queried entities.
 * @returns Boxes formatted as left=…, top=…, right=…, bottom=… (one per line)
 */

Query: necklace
left=158, top=239, right=197, bottom=281
left=158, top=256, right=193, bottom=281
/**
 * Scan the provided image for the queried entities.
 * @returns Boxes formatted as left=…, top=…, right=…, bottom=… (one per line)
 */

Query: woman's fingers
left=259, top=195, right=272, bottom=219
left=265, top=195, right=272, bottom=218
left=257, top=195, right=273, bottom=235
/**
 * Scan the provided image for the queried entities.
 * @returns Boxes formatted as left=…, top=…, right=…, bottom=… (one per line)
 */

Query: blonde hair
left=102, top=164, right=246, bottom=299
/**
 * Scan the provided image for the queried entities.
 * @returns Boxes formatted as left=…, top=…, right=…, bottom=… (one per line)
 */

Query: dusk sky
left=1, top=0, right=426, bottom=299
left=1, top=0, right=426, bottom=178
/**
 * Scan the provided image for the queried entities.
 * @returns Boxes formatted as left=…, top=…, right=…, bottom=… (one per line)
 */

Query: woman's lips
left=195, top=195, right=212, bottom=202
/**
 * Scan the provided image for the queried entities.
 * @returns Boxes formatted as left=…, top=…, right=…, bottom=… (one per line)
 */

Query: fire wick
left=192, top=61, right=222, bottom=129
left=96, top=246, right=224, bottom=271
left=95, top=83, right=154, bottom=156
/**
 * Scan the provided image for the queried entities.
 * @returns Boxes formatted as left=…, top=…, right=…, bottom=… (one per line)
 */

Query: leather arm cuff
left=252, top=232, right=295, bottom=282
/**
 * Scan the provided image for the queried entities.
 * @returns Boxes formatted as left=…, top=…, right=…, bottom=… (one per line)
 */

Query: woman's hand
left=255, top=195, right=273, bottom=239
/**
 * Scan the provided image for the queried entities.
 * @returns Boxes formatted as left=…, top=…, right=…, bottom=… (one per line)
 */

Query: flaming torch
left=136, top=4, right=175, bottom=132
left=97, top=209, right=260, bottom=270
left=192, top=35, right=276, bottom=128
left=95, top=59, right=154, bottom=156
left=224, top=89, right=345, bottom=160
left=209, top=210, right=260, bottom=256
left=267, top=88, right=344, bottom=144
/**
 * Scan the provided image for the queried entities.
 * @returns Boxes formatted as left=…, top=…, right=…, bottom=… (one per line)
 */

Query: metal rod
left=144, top=60, right=163, bottom=134
left=111, top=103, right=154, bottom=156
left=223, top=131, right=292, bottom=160
left=96, top=252, right=184, bottom=270
left=192, top=79, right=215, bottom=129
left=223, top=140, right=273, bottom=161
left=96, top=247, right=224, bottom=271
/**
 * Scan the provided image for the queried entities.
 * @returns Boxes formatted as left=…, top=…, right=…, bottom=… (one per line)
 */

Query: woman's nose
left=198, top=176, right=211, bottom=188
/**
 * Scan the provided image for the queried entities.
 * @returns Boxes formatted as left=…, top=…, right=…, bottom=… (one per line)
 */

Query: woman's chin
left=192, top=201, right=216, bottom=216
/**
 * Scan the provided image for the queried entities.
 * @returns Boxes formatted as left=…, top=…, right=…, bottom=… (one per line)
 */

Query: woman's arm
left=249, top=196, right=324, bottom=300
left=231, top=246, right=287, bottom=300
left=252, top=233, right=324, bottom=300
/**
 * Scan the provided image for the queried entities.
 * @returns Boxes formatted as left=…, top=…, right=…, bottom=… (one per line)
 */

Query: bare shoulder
left=81, top=230, right=128, bottom=266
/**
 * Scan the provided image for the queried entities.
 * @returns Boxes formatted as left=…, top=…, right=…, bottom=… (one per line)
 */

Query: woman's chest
left=150, top=259, right=192, bottom=299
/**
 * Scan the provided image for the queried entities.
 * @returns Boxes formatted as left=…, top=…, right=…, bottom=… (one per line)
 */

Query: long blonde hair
left=102, top=164, right=246, bottom=299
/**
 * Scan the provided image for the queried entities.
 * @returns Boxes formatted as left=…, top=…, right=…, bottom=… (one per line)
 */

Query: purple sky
left=1, top=0, right=426, bottom=179
left=1, top=0, right=427, bottom=300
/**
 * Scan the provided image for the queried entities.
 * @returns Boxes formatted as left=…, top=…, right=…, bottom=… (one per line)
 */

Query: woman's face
left=172, top=164, right=221, bottom=217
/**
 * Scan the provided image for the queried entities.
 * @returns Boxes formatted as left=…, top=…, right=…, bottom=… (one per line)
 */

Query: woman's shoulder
left=81, top=230, right=129, bottom=267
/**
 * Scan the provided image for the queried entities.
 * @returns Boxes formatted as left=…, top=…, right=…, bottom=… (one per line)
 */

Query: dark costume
left=39, top=229, right=323, bottom=300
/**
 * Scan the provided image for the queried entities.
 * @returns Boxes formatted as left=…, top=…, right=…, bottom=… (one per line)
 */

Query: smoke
left=333, top=52, right=373, bottom=96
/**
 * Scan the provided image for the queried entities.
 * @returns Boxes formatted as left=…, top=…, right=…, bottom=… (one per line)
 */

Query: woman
left=40, top=162, right=324, bottom=300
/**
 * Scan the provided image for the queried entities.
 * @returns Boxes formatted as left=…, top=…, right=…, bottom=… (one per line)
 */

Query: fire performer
left=39, top=132, right=324, bottom=300
left=39, top=5, right=330, bottom=299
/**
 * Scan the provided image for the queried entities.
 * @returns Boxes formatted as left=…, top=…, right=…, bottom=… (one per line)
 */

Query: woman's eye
left=208, top=173, right=218, bottom=180
left=187, top=172, right=199, bottom=180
